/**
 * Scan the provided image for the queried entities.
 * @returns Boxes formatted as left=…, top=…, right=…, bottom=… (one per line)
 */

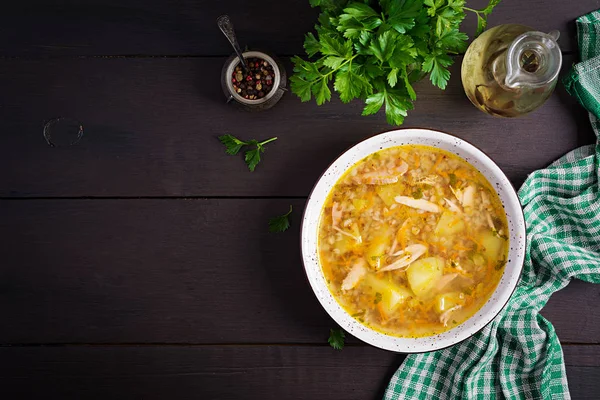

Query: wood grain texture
left=0, top=0, right=595, bottom=56
left=0, top=345, right=597, bottom=400
left=0, top=199, right=598, bottom=344
left=1, top=1, right=599, bottom=398
left=0, top=55, right=594, bottom=197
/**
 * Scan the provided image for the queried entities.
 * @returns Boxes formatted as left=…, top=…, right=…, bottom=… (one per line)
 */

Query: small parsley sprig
left=328, top=327, right=346, bottom=350
left=465, top=0, right=502, bottom=36
left=268, top=205, right=293, bottom=233
left=218, top=135, right=278, bottom=172
left=292, top=0, right=502, bottom=125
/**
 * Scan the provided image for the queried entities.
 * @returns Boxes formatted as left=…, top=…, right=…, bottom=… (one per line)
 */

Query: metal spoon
left=217, top=15, right=248, bottom=72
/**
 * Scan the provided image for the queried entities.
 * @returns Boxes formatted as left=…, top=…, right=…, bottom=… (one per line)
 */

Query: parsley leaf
left=335, top=64, right=372, bottom=103
left=312, top=76, right=333, bottom=105
left=219, top=135, right=277, bottom=172
left=323, top=55, right=346, bottom=69
left=368, top=31, right=396, bottom=63
left=387, top=68, right=399, bottom=88
left=466, top=0, right=503, bottom=37
left=218, top=134, right=247, bottom=155
left=328, top=328, right=345, bottom=350
left=423, top=53, right=453, bottom=90
left=268, top=205, right=293, bottom=233
left=383, top=0, right=421, bottom=34
left=244, top=144, right=263, bottom=172
left=304, top=32, right=321, bottom=57
left=401, top=66, right=417, bottom=101
left=289, top=75, right=313, bottom=102
left=362, top=91, right=385, bottom=116
left=320, top=34, right=353, bottom=58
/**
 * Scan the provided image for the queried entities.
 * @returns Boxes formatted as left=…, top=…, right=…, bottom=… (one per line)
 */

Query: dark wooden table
left=1, top=1, right=600, bottom=399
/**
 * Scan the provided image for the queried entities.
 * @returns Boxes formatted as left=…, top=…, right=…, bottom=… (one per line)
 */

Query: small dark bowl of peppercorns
left=221, top=50, right=286, bottom=111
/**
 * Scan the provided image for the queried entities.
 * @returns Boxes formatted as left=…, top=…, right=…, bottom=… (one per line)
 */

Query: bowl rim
left=300, top=128, right=526, bottom=353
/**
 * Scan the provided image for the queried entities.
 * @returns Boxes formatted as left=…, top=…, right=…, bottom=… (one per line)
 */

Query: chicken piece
left=395, top=196, right=441, bottom=213
left=379, top=244, right=428, bottom=272
left=353, top=161, right=408, bottom=185
left=444, top=198, right=462, bottom=214
left=486, top=212, right=496, bottom=231
left=450, top=186, right=463, bottom=204
left=440, top=305, right=462, bottom=327
left=435, top=273, right=459, bottom=292
left=462, top=185, right=476, bottom=208
left=341, top=259, right=367, bottom=291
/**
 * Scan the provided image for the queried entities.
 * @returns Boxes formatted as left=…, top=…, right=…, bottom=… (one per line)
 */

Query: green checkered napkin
left=384, top=10, right=600, bottom=400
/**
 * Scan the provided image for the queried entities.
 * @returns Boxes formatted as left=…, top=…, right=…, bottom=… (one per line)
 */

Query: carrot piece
left=454, top=169, right=468, bottom=179
left=397, top=219, right=410, bottom=250
left=377, top=303, right=388, bottom=322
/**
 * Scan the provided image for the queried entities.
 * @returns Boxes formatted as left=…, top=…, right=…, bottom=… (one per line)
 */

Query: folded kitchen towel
left=384, top=10, right=600, bottom=400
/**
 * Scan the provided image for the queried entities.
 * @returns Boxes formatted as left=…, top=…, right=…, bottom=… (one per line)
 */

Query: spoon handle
left=217, top=15, right=248, bottom=71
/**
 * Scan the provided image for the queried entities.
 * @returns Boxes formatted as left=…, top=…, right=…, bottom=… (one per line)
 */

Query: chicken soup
left=318, top=145, right=509, bottom=337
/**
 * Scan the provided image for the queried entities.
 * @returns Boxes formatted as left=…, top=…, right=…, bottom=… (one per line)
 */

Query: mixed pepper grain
left=232, top=57, right=275, bottom=100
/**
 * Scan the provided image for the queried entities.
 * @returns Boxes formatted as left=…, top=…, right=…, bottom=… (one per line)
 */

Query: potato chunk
left=376, top=182, right=406, bottom=207
left=435, top=211, right=465, bottom=236
left=479, top=230, right=505, bottom=261
left=365, top=226, right=393, bottom=269
left=364, top=274, right=413, bottom=316
left=435, top=291, right=465, bottom=313
left=407, top=257, right=445, bottom=298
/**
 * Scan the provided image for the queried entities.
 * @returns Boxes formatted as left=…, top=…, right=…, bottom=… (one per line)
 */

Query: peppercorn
left=231, top=56, right=276, bottom=101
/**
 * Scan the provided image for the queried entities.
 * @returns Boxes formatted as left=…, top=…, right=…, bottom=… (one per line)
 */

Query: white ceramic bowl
left=301, top=128, right=526, bottom=353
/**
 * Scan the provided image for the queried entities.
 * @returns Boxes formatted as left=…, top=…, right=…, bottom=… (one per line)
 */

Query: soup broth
left=318, top=145, right=509, bottom=337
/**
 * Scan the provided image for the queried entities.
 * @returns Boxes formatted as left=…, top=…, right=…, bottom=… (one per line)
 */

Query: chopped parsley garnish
left=412, top=187, right=423, bottom=199
left=449, top=173, right=458, bottom=186
left=495, top=258, right=506, bottom=271
left=374, top=292, right=383, bottom=304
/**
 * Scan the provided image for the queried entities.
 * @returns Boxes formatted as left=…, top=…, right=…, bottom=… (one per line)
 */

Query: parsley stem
left=259, top=137, right=278, bottom=146
left=463, top=7, right=482, bottom=16
left=320, top=54, right=358, bottom=80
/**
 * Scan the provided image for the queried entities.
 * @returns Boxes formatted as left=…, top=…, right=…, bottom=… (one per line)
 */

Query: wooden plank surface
left=0, top=0, right=596, bottom=56
left=0, top=198, right=597, bottom=344
left=2, top=0, right=600, bottom=398
left=0, top=55, right=594, bottom=198
left=0, top=345, right=597, bottom=400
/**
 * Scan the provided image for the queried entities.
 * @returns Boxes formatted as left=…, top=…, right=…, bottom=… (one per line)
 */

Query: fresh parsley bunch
left=291, top=0, right=501, bottom=125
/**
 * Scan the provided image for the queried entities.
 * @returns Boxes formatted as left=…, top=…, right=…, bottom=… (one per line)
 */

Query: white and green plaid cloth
left=384, top=10, right=600, bottom=400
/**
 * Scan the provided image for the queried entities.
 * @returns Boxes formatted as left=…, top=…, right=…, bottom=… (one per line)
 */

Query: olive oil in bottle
left=461, top=24, right=562, bottom=117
